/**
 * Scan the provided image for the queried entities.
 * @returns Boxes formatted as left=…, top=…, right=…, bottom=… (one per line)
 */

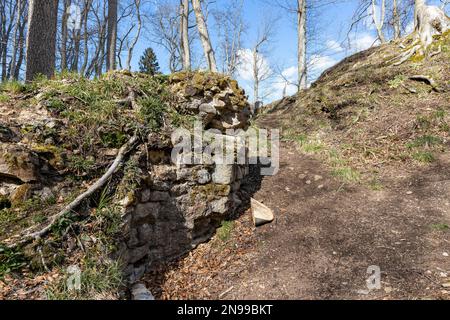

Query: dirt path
left=212, top=140, right=450, bottom=299
left=146, top=139, right=450, bottom=300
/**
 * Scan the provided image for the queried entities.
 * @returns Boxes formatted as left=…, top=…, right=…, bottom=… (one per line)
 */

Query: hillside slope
left=262, top=31, right=450, bottom=184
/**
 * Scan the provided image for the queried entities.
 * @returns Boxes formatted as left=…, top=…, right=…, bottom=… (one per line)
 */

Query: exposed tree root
left=4, top=134, right=140, bottom=249
left=409, top=75, right=441, bottom=92
left=401, top=83, right=417, bottom=94
left=429, top=45, right=442, bottom=57
left=393, top=44, right=422, bottom=66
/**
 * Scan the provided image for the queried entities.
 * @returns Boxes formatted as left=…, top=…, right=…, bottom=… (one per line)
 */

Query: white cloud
left=269, top=66, right=299, bottom=101
left=326, top=40, right=344, bottom=53
left=236, top=48, right=274, bottom=103
left=349, top=33, right=379, bottom=53
left=236, top=48, right=271, bottom=82
left=281, top=66, right=297, bottom=79
left=309, top=54, right=338, bottom=75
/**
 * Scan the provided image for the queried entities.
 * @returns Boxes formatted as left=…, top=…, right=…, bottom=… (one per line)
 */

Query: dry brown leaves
left=0, top=269, right=62, bottom=300
left=144, top=212, right=256, bottom=300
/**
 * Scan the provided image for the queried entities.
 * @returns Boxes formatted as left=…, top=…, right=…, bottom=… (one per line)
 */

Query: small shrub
left=216, top=221, right=235, bottom=242
left=388, top=75, right=406, bottom=89
left=0, top=245, right=27, bottom=279
left=138, top=96, right=167, bottom=131
left=1, top=81, right=27, bottom=94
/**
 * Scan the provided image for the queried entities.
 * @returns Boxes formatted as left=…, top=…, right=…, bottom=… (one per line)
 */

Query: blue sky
left=124, top=0, right=447, bottom=103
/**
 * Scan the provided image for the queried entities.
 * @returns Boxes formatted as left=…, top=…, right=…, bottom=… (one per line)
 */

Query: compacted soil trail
left=213, top=140, right=450, bottom=299
left=147, top=133, right=450, bottom=299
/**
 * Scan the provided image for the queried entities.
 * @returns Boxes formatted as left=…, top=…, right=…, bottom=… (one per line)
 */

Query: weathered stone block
left=128, top=245, right=149, bottom=264
left=0, top=144, right=42, bottom=183
left=170, top=183, right=190, bottom=196
left=196, top=169, right=211, bottom=185
left=210, top=197, right=230, bottom=214
left=176, top=168, right=194, bottom=181
left=150, top=191, right=170, bottom=202
left=199, top=103, right=217, bottom=114
left=137, top=223, right=152, bottom=243
left=134, top=202, right=160, bottom=220
left=140, top=189, right=151, bottom=202
left=212, top=165, right=234, bottom=185
left=127, top=228, right=140, bottom=248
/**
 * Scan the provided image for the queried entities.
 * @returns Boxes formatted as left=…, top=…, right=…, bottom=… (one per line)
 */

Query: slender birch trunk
left=191, top=0, right=217, bottom=72
left=180, top=0, right=191, bottom=70
left=297, top=0, right=307, bottom=90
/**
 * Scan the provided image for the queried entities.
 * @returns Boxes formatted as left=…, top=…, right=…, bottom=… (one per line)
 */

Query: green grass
left=46, top=258, right=123, bottom=300
left=388, top=75, right=406, bottom=89
left=369, top=179, right=383, bottom=191
left=0, top=245, right=27, bottom=280
left=1, top=81, right=27, bottom=94
left=216, top=221, right=235, bottom=243
left=302, top=141, right=325, bottom=153
left=285, top=133, right=325, bottom=154
left=0, top=93, right=10, bottom=103
left=0, top=208, right=19, bottom=229
left=332, top=167, right=361, bottom=182
left=412, top=151, right=435, bottom=163
left=407, top=135, right=442, bottom=149
left=67, top=155, right=96, bottom=177
left=430, top=223, right=450, bottom=231
left=433, top=109, right=447, bottom=120
left=415, top=115, right=432, bottom=130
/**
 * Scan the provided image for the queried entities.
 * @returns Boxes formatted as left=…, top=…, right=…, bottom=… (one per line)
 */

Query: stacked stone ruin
left=0, top=71, right=253, bottom=284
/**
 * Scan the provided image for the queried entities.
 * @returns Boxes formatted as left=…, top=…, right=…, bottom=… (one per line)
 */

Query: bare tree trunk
left=1, top=1, right=15, bottom=81
left=61, top=0, right=71, bottom=71
left=10, top=0, right=22, bottom=80
left=14, top=4, right=27, bottom=80
left=81, top=0, right=92, bottom=76
left=414, top=0, right=449, bottom=47
left=392, top=0, right=449, bottom=65
left=25, top=0, right=59, bottom=82
left=393, top=0, right=400, bottom=40
left=191, top=0, right=217, bottom=72
left=297, top=0, right=307, bottom=90
left=180, top=0, right=191, bottom=70
left=106, top=0, right=118, bottom=71
left=372, top=0, right=386, bottom=43
left=414, top=0, right=420, bottom=29
left=72, top=29, right=81, bottom=72
left=126, top=0, right=142, bottom=70
left=0, top=4, right=5, bottom=81
left=253, top=47, right=259, bottom=103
